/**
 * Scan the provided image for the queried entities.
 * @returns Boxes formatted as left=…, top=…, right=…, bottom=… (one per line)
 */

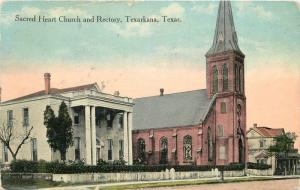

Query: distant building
left=247, top=124, right=284, bottom=172
left=247, top=124, right=299, bottom=175
left=132, top=1, right=247, bottom=166
left=0, top=73, right=133, bottom=165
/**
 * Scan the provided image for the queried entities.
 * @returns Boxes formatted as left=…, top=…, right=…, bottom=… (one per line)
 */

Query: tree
left=268, top=132, right=297, bottom=157
left=44, top=101, right=73, bottom=161
left=0, top=121, right=33, bottom=161
left=268, top=132, right=298, bottom=174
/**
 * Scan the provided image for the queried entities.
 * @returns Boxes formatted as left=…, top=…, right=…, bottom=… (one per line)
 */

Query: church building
left=132, top=1, right=247, bottom=166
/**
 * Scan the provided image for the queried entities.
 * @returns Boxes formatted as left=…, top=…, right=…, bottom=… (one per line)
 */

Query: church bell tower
left=206, top=1, right=247, bottom=164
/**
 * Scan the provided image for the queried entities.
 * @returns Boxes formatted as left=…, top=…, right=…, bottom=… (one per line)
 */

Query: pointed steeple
left=206, top=1, right=243, bottom=56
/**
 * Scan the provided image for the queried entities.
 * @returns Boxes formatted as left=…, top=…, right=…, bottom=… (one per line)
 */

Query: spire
left=206, top=1, right=243, bottom=56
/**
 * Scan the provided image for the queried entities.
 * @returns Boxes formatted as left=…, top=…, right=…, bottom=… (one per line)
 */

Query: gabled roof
left=250, top=127, right=285, bottom=138
left=3, top=83, right=98, bottom=103
left=255, top=152, right=268, bottom=159
left=132, top=89, right=213, bottom=130
left=206, top=1, right=243, bottom=56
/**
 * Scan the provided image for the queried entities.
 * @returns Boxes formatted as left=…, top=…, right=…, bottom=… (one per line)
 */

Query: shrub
left=10, top=160, right=38, bottom=173
left=97, top=159, right=108, bottom=166
left=10, top=160, right=259, bottom=174
left=247, top=162, right=271, bottom=170
left=112, top=159, right=126, bottom=166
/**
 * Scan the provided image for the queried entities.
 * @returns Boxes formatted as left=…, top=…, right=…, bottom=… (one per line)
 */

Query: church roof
left=132, top=89, right=213, bottom=130
left=3, top=83, right=98, bottom=103
left=206, top=1, right=243, bottom=56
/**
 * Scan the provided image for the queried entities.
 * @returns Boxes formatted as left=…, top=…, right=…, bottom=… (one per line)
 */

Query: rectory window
left=31, top=138, right=37, bottom=161
left=119, top=140, right=124, bottom=159
left=108, top=139, right=113, bottom=160
left=74, top=137, right=80, bottom=160
left=3, top=143, right=8, bottom=162
left=7, top=110, right=13, bottom=128
left=74, top=112, right=79, bottom=125
left=23, top=108, right=29, bottom=127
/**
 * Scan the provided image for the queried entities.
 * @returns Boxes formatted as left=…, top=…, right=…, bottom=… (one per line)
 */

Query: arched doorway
left=238, top=136, right=244, bottom=163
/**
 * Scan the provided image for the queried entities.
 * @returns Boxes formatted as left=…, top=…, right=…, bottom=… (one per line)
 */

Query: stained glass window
left=137, top=138, right=146, bottom=163
left=183, top=135, right=192, bottom=160
left=222, top=64, right=228, bottom=91
left=160, top=137, right=168, bottom=164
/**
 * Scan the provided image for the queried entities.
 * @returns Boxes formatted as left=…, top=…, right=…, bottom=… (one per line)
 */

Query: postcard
left=0, top=1, right=299, bottom=189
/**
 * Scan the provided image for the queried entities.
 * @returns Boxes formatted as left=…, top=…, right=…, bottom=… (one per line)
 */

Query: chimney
left=160, top=88, right=164, bottom=96
left=0, top=87, right=2, bottom=103
left=44, top=73, right=51, bottom=95
left=253, top=123, right=258, bottom=128
left=114, top=91, right=120, bottom=96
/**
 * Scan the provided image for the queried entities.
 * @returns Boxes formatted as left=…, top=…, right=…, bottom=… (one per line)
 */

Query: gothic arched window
left=137, top=138, right=146, bottom=163
left=222, top=64, right=228, bottom=91
left=212, top=65, right=218, bottom=93
left=183, top=135, right=192, bottom=160
left=218, top=125, right=224, bottom=137
left=240, top=66, right=243, bottom=93
left=208, top=127, right=213, bottom=161
left=221, top=102, right=227, bottom=113
left=237, top=104, right=242, bottom=117
left=160, top=137, right=168, bottom=164
left=235, top=64, right=240, bottom=92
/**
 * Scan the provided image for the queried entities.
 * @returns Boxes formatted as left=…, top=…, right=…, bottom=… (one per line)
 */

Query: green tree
left=268, top=132, right=297, bottom=157
left=44, top=101, right=73, bottom=161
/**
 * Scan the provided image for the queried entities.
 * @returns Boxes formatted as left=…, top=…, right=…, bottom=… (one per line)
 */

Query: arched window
left=237, top=104, right=242, bottom=117
left=137, top=138, right=146, bottom=163
left=160, top=137, right=168, bottom=164
left=218, top=125, right=224, bottom=137
left=235, top=64, right=240, bottom=92
left=208, top=127, right=213, bottom=161
left=222, top=64, right=228, bottom=91
left=221, top=102, right=227, bottom=113
left=183, top=135, right=192, bottom=160
left=212, top=65, right=218, bottom=93
left=240, top=66, right=243, bottom=93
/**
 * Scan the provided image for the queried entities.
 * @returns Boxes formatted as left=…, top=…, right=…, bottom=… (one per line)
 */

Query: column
left=85, top=106, right=92, bottom=165
left=123, top=111, right=128, bottom=164
left=91, top=106, right=97, bottom=165
left=128, top=112, right=133, bottom=165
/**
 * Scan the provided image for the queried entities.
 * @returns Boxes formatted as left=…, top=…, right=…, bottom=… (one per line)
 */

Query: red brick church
left=132, top=1, right=247, bottom=166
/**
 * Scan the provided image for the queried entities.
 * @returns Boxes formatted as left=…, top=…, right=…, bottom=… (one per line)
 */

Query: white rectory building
left=0, top=73, right=133, bottom=165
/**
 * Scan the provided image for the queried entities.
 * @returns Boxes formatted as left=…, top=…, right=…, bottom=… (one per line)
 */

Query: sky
left=0, top=1, right=299, bottom=149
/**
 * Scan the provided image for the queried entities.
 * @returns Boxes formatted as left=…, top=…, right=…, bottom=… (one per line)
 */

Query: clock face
left=237, top=104, right=241, bottom=117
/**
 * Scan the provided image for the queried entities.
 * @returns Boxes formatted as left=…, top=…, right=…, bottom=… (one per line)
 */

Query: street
left=141, top=179, right=300, bottom=190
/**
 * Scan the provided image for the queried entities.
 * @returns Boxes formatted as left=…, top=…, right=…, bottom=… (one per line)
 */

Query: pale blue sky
left=0, top=1, right=299, bottom=71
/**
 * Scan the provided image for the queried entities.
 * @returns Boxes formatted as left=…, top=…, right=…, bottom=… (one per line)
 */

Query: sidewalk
left=41, top=175, right=300, bottom=190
